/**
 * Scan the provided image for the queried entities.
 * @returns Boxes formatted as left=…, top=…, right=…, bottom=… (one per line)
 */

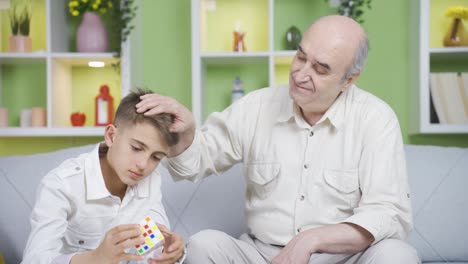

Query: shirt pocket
left=246, top=162, right=281, bottom=201
left=323, top=168, right=361, bottom=208
left=64, top=227, right=102, bottom=252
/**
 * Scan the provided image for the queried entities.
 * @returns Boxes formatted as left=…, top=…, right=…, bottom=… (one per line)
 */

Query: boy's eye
left=152, top=156, right=161, bottom=161
left=131, top=145, right=142, bottom=151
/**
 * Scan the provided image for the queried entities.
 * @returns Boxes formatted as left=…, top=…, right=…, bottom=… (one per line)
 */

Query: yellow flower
left=99, top=7, right=107, bottom=14
left=72, top=10, right=80, bottom=16
left=445, top=6, right=468, bottom=19
left=81, top=0, right=88, bottom=3
left=68, top=1, right=79, bottom=8
left=92, top=3, right=99, bottom=10
left=107, top=1, right=112, bottom=8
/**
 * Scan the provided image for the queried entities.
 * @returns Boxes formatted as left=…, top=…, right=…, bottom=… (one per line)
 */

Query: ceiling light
left=88, top=61, right=105, bottom=67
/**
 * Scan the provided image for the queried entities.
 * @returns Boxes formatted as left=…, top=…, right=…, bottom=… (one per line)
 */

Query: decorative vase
left=285, top=26, right=302, bottom=50
left=443, top=18, right=468, bottom=47
left=76, top=12, right=108, bottom=52
left=233, top=31, right=246, bottom=52
left=9, top=36, right=32, bottom=52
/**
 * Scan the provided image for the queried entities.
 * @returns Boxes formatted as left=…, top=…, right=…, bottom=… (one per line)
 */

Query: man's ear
left=341, top=72, right=361, bottom=92
left=104, top=124, right=117, bottom=147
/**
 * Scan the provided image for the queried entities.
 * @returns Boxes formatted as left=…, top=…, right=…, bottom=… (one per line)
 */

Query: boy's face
left=105, top=121, right=169, bottom=186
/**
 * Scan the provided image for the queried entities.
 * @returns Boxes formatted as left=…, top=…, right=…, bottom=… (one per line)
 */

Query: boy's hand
left=136, top=93, right=196, bottom=157
left=148, top=224, right=185, bottom=264
left=72, top=224, right=145, bottom=264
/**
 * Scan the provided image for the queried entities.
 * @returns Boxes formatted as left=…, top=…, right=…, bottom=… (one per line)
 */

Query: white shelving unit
left=191, top=0, right=308, bottom=125
left=0, top=0, right=135, bottom=137
left=409, top=0, right=468, bottom=134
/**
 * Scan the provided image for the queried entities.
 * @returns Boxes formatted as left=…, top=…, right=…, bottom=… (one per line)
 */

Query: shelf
left=430, top=47, right=468, bottom=62
left=419, top=124, right=468, bottom=134
left=0, top=127, right=105, bottom=137
left=201, top=52, right=269, bottom=64
left=51, top=53, right=118, bottom=66
left=0, top=53, right=48, bottom=64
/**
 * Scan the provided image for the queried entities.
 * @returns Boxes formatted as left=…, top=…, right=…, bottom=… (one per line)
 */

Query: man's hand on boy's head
left=136, top=93, right=195, bottom=134
left=91, top=224, right=145, bottom=264
left=136, top=93, right=196, bottom=157
left=147, top=224, right=185, bottom=264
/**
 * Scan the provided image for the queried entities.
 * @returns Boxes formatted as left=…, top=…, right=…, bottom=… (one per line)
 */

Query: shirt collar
left=276, top=86, right=295, bottom=123
left=276, top=84, right=352, bottom=130
left=84, top=143, right=151, bottom=200
left=321, top=85, right=352, bottom=131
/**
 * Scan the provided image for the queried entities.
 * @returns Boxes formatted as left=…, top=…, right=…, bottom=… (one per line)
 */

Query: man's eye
left=152, top=156, right=161, bottom=161
left=314, top=66, right=327, bottom=75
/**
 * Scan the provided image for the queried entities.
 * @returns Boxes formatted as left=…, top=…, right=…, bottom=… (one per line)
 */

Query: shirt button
left=300, top=195, right=305, bottom=201
left=297, top=228, right=300, bottom=233
left=78, top=240, right=84, bottom=245
left=75, top=167, right=80, bottom=171
left=303, top=164, right=309, bottom=169
left=309, top=131, right=314, bottom=137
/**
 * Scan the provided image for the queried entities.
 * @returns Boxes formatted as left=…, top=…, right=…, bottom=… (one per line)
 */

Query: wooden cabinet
left=0, top=0, right=132, bottom=136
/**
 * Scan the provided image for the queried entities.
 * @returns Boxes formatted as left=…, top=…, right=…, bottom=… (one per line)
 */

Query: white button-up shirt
left=22, top=144, right=170, bottom=264
left=168, top=85, right=413, bottom=246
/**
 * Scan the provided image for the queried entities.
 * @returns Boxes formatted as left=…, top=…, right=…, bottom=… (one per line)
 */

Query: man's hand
left=136, top=93, right=196, bottom=157
left=271, top=223, right=374, bottom=264
left=71, top=224, right=145, bottom=264
left=148, top=224, right=185, bottom=264
left=271, top=231, right=316, bottom=264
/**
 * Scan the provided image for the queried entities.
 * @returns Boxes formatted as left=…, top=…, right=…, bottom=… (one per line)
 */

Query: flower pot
left=443, top=18, right=468, bottom=47
left=76, top=12, right=108, bottom=52
left=9, top=36, right=32, bottom=52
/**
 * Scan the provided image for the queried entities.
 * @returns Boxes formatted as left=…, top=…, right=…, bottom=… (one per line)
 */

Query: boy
left=22, top=89, right=186, bottom=264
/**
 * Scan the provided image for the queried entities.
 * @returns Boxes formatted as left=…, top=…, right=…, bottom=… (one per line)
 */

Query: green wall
left=1, top=0, right=467, bottom=156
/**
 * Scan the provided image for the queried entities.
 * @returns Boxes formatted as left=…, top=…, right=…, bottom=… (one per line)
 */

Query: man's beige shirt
left=168, top=85, right=413, bottom=246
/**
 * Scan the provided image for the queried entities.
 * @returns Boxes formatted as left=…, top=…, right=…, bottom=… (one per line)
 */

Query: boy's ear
left=104, top=124, right=117, bottom=147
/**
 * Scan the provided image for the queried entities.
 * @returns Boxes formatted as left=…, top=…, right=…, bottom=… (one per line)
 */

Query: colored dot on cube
left=133, top=216, right=165, bottom=255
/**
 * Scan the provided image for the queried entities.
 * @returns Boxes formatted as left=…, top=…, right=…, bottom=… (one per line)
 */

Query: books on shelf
left=430, top=72, right=468, bottom=124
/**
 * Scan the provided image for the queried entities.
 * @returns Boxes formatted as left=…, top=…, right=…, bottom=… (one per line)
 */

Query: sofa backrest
left=405, top=145, right=468, bottom=263
left=1, top=144, right=467, bottom=264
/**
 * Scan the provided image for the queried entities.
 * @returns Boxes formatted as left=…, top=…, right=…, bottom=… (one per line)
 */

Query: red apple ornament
left=71, top=112, right=86, bottom=126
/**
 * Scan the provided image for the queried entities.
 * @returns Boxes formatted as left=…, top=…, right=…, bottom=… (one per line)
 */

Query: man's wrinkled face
left=289, top=22, right=359, bottom=115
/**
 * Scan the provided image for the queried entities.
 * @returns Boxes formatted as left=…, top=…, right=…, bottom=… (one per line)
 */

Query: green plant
left=325, top=0, right=372, bottom=24
left=109, top=0, right=138, bottom=56
left=9, top=4, right=32, bottom=36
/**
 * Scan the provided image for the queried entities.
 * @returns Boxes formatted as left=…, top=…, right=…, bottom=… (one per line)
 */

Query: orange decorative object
left=233, top=31, right=246, bottom=52
left=95, top=85, right=114, bottom=126
left=71, top=112, right=86, bottom=126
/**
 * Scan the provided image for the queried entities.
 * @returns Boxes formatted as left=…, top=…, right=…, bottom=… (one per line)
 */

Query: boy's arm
left=21, top=173, right=72, bottom=264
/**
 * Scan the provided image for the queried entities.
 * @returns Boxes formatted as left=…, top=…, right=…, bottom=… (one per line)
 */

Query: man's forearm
left=305, top=223, right=374, bottom=254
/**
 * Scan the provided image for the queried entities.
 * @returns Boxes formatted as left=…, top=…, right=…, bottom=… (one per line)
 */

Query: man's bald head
left=305, top=15, right=369, bottom=81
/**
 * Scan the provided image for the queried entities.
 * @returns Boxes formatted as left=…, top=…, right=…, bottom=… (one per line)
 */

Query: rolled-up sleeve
left=343, top=113, right=413, bottom=244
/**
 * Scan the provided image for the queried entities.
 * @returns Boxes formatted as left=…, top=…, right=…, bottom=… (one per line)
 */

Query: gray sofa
left=1, top=144, right=467, bottom=264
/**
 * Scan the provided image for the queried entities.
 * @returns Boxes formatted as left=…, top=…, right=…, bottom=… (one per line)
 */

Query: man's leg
left=354, top=239, right=421, bottom=264
left=307, top=239, right=420, bottom=264
left=185, top=230, right=269, bottom=264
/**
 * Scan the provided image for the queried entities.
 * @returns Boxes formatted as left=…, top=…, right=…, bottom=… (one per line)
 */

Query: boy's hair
left=114, top=89, right=179, bottom=146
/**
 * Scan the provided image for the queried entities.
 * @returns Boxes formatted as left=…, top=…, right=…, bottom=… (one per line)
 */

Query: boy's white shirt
left=21, top=143, right=183, bottom=264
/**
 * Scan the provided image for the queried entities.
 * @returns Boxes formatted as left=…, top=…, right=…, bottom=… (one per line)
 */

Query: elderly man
left=136, top=15, right=420, bottom=264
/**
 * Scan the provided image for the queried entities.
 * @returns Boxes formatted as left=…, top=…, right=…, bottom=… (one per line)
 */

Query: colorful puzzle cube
left=134, top=216, right=165, bottom=255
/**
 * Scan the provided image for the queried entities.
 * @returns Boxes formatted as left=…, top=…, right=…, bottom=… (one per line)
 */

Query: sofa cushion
left=0, top=144, right=95, bottom=264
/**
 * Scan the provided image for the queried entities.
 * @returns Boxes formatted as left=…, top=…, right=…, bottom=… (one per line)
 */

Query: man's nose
left=295, top=65, right=311, bottom=83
